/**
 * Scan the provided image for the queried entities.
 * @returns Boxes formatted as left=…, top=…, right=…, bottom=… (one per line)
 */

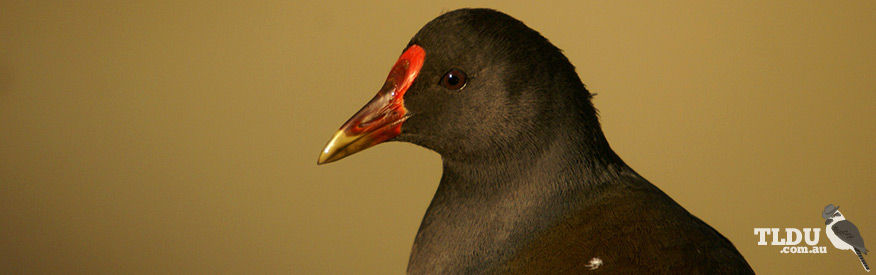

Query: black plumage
left=319, top=8, right=753, bottom=274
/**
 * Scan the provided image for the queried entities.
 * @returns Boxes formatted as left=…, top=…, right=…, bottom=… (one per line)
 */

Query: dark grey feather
left=834, top=220, right=869, bottom=254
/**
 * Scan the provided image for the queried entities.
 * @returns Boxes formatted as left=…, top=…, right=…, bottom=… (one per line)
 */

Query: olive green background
left=1, top=1, right=873, bottom=274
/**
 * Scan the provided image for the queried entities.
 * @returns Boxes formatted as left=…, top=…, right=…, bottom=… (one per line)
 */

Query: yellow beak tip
left=316, top=130, right=357, bottom=165
left=316, top=153, right=333, bottom=165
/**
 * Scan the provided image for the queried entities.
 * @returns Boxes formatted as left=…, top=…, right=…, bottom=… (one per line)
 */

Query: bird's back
left=499, top=175, right=754, bottom=274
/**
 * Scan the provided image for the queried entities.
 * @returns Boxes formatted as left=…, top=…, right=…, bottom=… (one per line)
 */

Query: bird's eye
left=440, top=68, right=467, bottom=90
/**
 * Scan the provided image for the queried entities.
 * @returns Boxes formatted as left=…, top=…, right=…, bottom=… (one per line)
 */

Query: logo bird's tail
left=855, top=248, right=870, bottom=272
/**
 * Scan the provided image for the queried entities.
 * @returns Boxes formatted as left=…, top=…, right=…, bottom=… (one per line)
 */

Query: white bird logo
left=823, top=204, right=869, bottom=272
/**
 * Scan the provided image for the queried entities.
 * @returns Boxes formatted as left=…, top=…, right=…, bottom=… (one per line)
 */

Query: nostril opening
left=358, top=113, right=387, bottom=128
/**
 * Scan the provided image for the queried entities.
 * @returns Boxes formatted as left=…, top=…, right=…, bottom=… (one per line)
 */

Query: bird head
left=832, top=210, right=845, bottom=221
left=317, top=8, right=598, bottom=165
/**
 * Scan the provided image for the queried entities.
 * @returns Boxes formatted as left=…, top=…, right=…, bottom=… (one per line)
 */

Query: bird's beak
left=317, top=45, right=426, bottom=164
left=825, top=219, right=833, bottom=225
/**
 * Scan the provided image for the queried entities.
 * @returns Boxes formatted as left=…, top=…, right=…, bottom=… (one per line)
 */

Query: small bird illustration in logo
left=823, top=204, right=869, bottom=272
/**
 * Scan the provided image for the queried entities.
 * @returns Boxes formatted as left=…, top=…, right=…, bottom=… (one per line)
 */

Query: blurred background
left=1, top=1, right=873, bottom=274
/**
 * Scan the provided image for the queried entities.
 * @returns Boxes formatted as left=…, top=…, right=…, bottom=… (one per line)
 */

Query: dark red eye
left=440, top=68, right=467, bottom=90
